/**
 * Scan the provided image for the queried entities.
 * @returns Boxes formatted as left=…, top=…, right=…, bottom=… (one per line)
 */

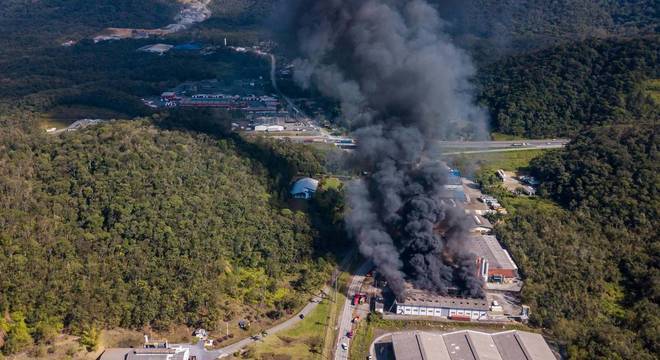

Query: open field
left=448, top=148, right=552, bottom=173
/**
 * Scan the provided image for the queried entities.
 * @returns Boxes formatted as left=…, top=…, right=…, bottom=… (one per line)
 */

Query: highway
left=437, top=139, right=569, bottom=149
left=335, top=261, right=373, bottom=360
left=441, top=144, right=566, bottom=155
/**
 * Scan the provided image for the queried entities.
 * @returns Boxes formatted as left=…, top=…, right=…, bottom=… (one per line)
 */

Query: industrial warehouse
left=469, top=235, right=519, bottom=283
left=362, top=168, right=525, bottom=324
left=393, top=289, right=490, bottom=320
left=383, top=330, right=557, bottom=360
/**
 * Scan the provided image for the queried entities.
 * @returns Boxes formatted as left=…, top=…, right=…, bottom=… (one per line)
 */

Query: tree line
left=495, top=123, right=658, bottom=359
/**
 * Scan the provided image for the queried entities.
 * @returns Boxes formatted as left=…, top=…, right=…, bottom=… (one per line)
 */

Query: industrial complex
left=383, top=330, right=556, bottom=360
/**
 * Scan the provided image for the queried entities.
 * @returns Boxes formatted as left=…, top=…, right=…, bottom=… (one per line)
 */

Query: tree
left=79, top=326, right=100, bottom=352
left=2, top=312, right=32, bottom=355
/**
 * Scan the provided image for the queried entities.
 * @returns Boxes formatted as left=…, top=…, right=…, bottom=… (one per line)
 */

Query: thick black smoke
left=277, top=0, right=488, bottom=300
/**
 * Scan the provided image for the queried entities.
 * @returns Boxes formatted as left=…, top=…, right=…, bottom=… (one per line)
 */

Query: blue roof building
left=291, top=177, right=319, bottom=200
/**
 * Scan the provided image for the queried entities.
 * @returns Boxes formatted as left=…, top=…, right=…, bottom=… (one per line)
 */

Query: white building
left=137, top=44, right=174, bottom=55
left=394, top=290, right=489, bottom=320
left=99, top=346, right=189, bottom=360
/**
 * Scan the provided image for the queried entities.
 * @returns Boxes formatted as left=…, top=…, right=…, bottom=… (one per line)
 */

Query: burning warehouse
left=394, top=288, right=489, bottom=320
left=281, top=0, right=491, bottom=306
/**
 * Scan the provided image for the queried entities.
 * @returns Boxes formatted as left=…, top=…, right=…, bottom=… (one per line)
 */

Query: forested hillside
left=0, top=0, right=178, bottom=57
left=0, top=120, right=331, bottom=354
left=496, top=124, right=659, bottom=359
left=433, top=0, right=657, bottom=56
left=479, top=37, right=659, bottom=137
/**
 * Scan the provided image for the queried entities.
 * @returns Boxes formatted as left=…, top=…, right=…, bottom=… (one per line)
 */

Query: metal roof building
left=390, top=330, right=557, bottom=360
left=99, top=346, right=189, bottom=360
left=290, top=177, right=319, bottom=200
left=466, top=235, right=518, bottom=279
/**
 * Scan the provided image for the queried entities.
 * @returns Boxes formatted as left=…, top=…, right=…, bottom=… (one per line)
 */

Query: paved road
left=436, top=139, right=569, bottom=149
left=441, top=144, right=566, bottom=155
left=173, top=288, right=332, bottom=360
left=209, top=251, right=356, bottom=358
left=335, top=261, right=373, bottom=360
left=213, top=288, right=331, bottom=358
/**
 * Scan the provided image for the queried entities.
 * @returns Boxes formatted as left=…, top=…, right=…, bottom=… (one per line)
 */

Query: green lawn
left=448, top=149, right=553, bottom=174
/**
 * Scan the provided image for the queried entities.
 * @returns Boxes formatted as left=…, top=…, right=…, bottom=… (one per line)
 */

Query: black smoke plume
left=277, top=0, right=488, bottom=300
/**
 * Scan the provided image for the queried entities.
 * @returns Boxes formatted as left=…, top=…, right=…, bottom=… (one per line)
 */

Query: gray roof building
left=99, top=346, right=189, bottom=360
left=396, top=289, right=489, bottom=311
left=390, top=330, right=557, bottom=360
left=466, top=235, right=518, bottom=276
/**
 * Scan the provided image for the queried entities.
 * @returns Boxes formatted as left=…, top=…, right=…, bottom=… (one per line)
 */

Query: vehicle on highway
left=341, top=343, right=348, bottom=350
left=347, top=330, right=354, bottom=338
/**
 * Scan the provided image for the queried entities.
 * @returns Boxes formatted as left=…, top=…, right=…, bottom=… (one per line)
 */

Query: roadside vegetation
left=241, top=274, right=348, bottom=360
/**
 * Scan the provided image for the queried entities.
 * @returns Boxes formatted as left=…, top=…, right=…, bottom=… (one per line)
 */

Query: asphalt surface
left=334, top=261, right=373, bottom=360
left=437, top=139, right=570, bottom=149
left=213, top=288, right=330, bottom=358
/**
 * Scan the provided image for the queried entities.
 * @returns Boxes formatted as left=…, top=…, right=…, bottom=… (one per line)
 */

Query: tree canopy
left=479, top=37, right=659, bottom=137
left=0, top=121, right=331, bottom=354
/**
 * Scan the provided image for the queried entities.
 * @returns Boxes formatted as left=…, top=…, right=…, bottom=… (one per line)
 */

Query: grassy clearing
left=643, top=79, right=660, bottom=105
left=448, top=149, right=552, bottom=173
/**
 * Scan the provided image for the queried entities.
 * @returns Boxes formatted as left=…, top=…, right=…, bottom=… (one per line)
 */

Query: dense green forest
left=0, top=0, right=178, bottom=58
left=479, top=37, right=659, bottom=137
left=0, top=119, right=335, bottom=354
left=432, top=0, right=658, bottom=56
left=495, top=124, right=659, bottom=359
